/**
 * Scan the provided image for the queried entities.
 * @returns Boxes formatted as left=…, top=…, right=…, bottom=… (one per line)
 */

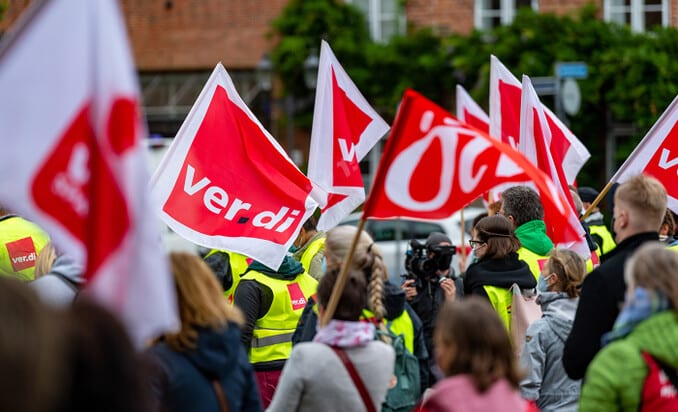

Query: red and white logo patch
left=6, top=237, right=37, bottom=272
left=287, top=283, right=307, bottom=311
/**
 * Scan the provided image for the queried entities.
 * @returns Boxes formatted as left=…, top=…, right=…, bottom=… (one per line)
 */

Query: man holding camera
left=401, top=232, right=458, bottom=387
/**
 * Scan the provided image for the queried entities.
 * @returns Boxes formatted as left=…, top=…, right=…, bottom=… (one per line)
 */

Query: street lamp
left=255, top=54, right=273, bottom=92
left=285, top=48, right=319, bottom=164
left=303, top=49, right=320, bottom=90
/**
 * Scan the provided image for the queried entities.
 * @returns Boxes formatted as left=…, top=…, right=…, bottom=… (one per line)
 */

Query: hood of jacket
left=515, top=220, right=554, bottom=256
left=537, top=292, right=578, bottom=342
left=50, top=254, right=84, bottom=284
left=466, top=253, right=536, bottom=290
left=245, top=255, right=304, bottom=280
left=182, top=324, right=243, bottom=378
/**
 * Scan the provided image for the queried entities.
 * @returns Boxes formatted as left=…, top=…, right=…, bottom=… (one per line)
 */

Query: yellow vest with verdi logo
left=0, top=215, right=50, bottom=281
left=589, top=224, right=616, bottom=255
left=205, top=250, right=250, bottom=304
left=362, top=308, right=415, bottom=354
left=241, top=270, right=317, bottom=364
left=483, top=285, right=513, bottom=332
left=300, top=237, right=325, bottom=275
left=517, top=246, right=550, bottom=280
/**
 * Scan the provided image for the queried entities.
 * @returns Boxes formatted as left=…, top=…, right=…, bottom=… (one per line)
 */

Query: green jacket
left=515, top=220, right=554, bottom=256
left=579, top=311, right=678, bottom=412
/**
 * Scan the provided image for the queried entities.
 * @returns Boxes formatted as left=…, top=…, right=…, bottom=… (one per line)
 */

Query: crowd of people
left=2, top=175, right=678, bottom=411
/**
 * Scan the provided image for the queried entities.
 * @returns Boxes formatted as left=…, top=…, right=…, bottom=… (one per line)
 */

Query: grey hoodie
left=31, top=254, right=84, bottom=307
left=520, top=292, right=581, bottom=412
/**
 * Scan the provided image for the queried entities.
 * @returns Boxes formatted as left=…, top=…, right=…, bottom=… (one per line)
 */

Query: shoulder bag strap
left=211, top=379, right=230, bottom=412
left=330, top=346, right=376, bottom=412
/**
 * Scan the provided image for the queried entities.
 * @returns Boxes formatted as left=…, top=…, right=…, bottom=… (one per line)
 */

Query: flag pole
left=581, top=180, right=615, bottom=221
left=320, top=217, right=367, bottom=327
left=0, top=0, right=49, bottom=62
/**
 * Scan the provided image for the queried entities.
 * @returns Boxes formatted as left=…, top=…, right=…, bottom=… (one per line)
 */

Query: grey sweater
left=267, top=341, right=395, bottom=412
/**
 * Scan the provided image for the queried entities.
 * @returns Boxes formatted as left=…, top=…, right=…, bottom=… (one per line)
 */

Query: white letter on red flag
left=151, top=64, right=322, bottom=270
left=0, top=0, right=178, bottom=345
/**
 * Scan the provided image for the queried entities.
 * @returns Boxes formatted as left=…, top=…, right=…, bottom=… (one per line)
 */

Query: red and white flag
left=456, top=84, right=489, bottom=133
left=520, top=76, right=590, bottom=254
left=489, top=55, right=590, bottom=184
left=362, top=89, right=574, bottom=232
left=611, top=94, right=678, bottom=214
left=308, top=40, right=389, bottom=231
left=0, top=0, right=177, bottom=345
left=151, top=63, right=322, bottom=270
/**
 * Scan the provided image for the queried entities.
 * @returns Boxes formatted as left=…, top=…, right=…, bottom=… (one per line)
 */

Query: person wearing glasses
left=463, top=215, right=536, bottom=331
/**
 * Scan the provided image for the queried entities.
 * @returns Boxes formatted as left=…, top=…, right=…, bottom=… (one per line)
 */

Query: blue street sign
left=556, top=62, right=588, bottom=79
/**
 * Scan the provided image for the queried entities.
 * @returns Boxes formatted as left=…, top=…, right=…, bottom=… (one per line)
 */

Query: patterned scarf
left=602, top=287, right=671, bottom=346
left=313, top=319, right=375, bottom=348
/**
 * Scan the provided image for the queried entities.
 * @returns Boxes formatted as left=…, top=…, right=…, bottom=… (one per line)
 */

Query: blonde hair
left=625, top=242, right=678, bottom=308
left=325, top=225, right=388, bottom=321
left=163, top=252, right=243, bottom=351
left=34, top=242, right=56, bottom=279
left=546, top=249, right=586, bottom=298
left=615, top=174, right=667, bottom=232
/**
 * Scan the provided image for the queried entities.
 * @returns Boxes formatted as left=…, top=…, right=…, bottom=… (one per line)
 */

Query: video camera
left=404, top=239, right=456, bottom=280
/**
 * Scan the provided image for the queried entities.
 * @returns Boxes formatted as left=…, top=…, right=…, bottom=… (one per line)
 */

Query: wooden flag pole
left=581, top=180, right=615, bottom=221
left=320, top=218, right=367, bottom=328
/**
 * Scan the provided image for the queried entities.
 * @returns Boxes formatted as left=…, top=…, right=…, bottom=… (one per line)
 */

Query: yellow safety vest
left=517, top=246, right=550, bottom=280
left=362, top=308, right=415, bottom=354
left=589, top=225, right=616, bottom=255
left=668, top=243, right=678, bottom=252
left=300, top=237, right=326, bottom=276
left=0, top=215, right=50, bottom=281
left=241, top=270, right=317, bottom=364
left=483, top=285, right=513, bottom=332
left=205, top=250, right=251, bottom=304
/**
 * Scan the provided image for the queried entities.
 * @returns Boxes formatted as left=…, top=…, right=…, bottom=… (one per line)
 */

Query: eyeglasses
left=468, top=240, right=486, bottom=249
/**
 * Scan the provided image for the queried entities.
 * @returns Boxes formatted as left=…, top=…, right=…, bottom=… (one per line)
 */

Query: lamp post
left=284, top=48, right=319, bottom=164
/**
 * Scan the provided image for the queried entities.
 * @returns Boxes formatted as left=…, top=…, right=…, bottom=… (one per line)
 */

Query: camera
left=404, top=239, right=456, bottom=280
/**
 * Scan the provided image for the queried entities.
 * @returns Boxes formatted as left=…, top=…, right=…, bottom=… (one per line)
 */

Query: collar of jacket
left=515, top=219, right=554, bottom=256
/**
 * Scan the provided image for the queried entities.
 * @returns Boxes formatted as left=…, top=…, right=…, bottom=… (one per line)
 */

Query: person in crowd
left=458, top=212, right=488, bottom=274
left=418, top=297, right=527, bottom=412
left=463, top=215, right=536, bottom=331
left=578, top=186, right=616, bottom=255
left=570, top=187, right=601, bottom=271
left=204, top=249, right=251, bottom=303
left=564, top=174, right=667, bottom=380
left=658, top=208, right=676, bottom=244
left=148, top=252, right=261, bottom=412
left=30, top=242, right=84, bottom=307
left=268, top=267, right=395, bottom=412
left=0, top=205, right=51, bottom=280
left=520, top=249, right=585, bottom=411
left=234, top=254, right=317, bottom=408
left=499, top=186, right=554, bottom=278
left=579, top=242, right=678, bottom=411
left=294, top=225, right=430, bottom=393
left=401, top=231, right=457, bottom=387
left=292, top=216, right=326, bottom=280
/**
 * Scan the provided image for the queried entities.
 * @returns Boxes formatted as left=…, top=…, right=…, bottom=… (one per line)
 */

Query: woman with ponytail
left=519, top=248, right=586, bottom=411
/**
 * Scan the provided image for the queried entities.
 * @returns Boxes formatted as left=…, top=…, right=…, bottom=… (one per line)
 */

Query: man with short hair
left=563, top=174, right=667, bottom=380
left=499, top=186, right=553, bottom=279
left=578, top=186, right=616, bottom=255
left=292, top=217, right=326, bottom=280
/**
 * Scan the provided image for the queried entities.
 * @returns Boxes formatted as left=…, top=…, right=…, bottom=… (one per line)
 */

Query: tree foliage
left=271, top=1, right=678, bottom=188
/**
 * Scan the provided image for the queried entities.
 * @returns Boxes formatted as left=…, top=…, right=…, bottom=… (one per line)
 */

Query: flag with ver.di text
left=307, top=40, right=390, bottom=231
left=151, top=63, right=323, bottom=270
left=612, top=94, right=678, bottom=214
left=0, top=0, right=178, bottom=346
left=362, top=89, right=573, bottom=231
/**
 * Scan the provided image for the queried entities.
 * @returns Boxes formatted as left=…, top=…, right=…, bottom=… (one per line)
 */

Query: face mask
left=320, top=256, right=327, bottom=275
left=537, top=273, right=553, bottom=294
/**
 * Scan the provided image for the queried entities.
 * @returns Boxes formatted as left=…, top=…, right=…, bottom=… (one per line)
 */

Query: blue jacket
left=148, top=323, right=262, bottom=412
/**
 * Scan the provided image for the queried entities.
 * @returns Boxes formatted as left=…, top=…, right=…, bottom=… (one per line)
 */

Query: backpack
left=377, top=326, right=421, bottom=412
left=639, top=351, right=678, bottom=411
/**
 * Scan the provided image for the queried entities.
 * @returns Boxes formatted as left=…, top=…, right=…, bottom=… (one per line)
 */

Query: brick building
left=2, top=0, right=677, bottom=148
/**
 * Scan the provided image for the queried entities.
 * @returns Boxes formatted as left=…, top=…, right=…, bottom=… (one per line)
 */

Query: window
left=347, top=0, right=405, bottom=43
left=474, top=0, right=538, bottom=31
left=604, top=0, right=668, bottom=32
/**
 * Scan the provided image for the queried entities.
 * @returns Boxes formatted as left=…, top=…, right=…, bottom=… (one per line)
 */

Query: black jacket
left=562, top=231, right=659, bottom=380
left=463, top=253, right=536, bottom=299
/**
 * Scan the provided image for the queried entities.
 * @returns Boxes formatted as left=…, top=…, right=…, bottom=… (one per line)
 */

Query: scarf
left=601, top=287, right=671, bottom=346
left=313, top=319, right=375, bottom=348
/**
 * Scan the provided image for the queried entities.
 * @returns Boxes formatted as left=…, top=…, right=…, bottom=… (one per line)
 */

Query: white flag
left=0, top=0, right=178, bottom=346
left=308, top=40, right=390, bottom=231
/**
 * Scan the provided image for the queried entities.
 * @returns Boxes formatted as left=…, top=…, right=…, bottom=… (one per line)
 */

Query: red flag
left=519, top=76, right=590, bottom=252
left=489, top=55, right=590, bottom=184
left=0, top=0, right=177, bottom=345
left=151, top=64, right=322, bottom=270
left=363, top=89, right=573, bottom=229
left=456, top=84, right=489, bottom=133
left=612, top=94, right=678, bottom=214
left=308, top=40, right=389, bottom=231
